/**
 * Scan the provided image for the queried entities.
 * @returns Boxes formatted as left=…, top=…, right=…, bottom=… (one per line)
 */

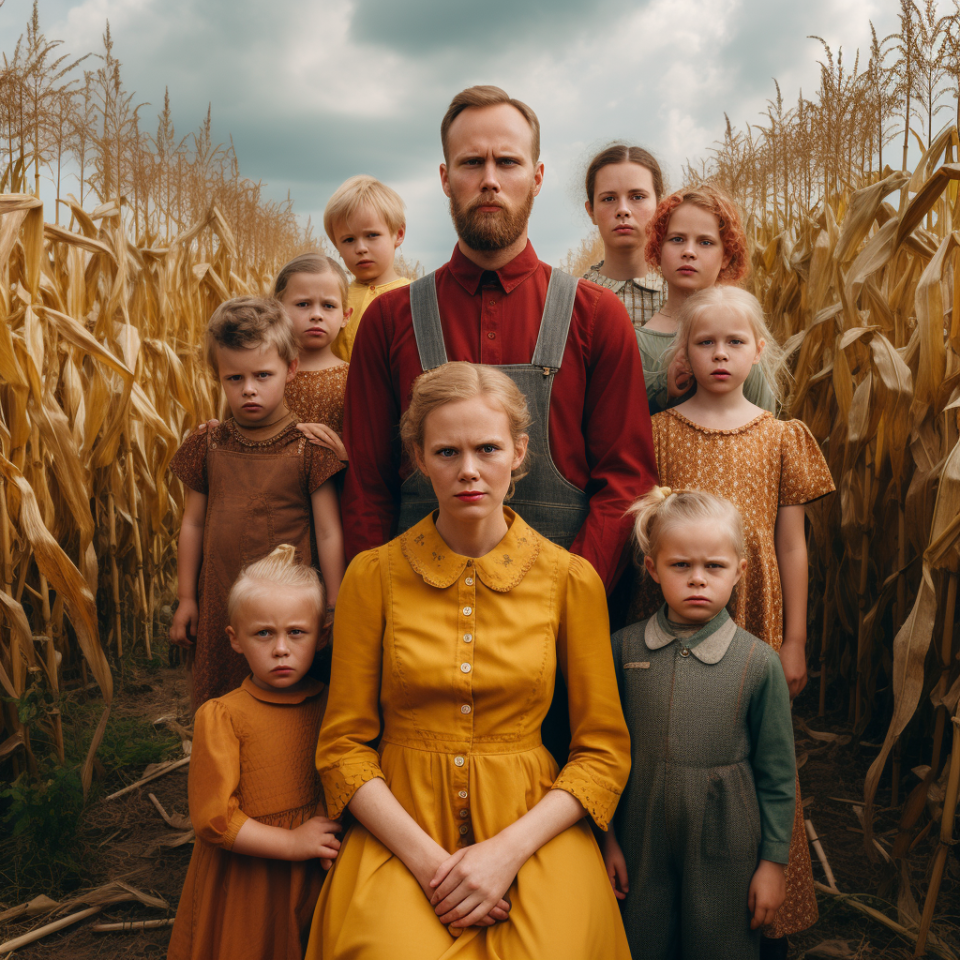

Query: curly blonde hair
left=400, top=362, right=531, bottom=498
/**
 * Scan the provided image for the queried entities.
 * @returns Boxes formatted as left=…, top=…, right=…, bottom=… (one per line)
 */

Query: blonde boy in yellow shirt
left=324, top=175, right=410, bottom=362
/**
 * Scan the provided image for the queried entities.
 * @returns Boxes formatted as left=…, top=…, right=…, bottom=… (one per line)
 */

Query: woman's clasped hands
left=427, top=836, right=517, bottom=930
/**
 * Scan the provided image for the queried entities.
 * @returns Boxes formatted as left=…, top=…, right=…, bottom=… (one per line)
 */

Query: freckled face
left=658, top=202, right=731, bottom=291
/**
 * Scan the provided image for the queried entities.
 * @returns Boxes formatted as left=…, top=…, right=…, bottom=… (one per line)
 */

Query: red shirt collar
left=447, top=240, right=541, bottom=295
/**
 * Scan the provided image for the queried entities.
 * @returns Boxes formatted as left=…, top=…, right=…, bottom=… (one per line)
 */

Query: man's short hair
left=324, top=175, right=406, bottom=244
left=205, top=296, right=298, bottom=374
left=440, top=85, right=540, bottom=164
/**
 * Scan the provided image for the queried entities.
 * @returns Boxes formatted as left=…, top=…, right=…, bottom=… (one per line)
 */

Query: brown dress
left=285, top=366, right=348, bottom=432
left=167, top=677, right=329, bottom=960
left=645, top=409, right=835, bottom=939
left=170, top=420, right=343, bottom=709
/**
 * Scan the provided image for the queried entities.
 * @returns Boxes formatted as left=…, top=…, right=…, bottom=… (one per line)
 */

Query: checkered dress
left=582, top=262, right=665, bottom=332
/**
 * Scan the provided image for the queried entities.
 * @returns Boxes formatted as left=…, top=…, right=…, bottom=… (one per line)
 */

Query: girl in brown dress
left=274, top=253, right=351, bottom=463
left=648, top=286, right=835, bottom=958
left=169, top=298, right=345, bottom=709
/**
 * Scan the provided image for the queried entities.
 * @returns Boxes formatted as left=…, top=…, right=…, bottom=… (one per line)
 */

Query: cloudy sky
left=2, top=0, right=898, bottom=270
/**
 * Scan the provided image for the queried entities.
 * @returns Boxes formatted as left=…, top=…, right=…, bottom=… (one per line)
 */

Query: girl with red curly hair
left=638, top=185, right=775, bottom=415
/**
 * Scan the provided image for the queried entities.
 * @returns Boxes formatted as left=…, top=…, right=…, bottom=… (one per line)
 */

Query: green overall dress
left=611, top=607, right=796, bottom=960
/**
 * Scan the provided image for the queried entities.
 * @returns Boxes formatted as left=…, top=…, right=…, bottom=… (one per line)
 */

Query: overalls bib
left=397, top=268, right=589, bottom=547
left=397, top=269, right=589, bottom=763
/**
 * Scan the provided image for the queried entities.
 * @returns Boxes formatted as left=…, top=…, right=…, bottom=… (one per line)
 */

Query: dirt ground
left=1, top=660, right=958, bottom=959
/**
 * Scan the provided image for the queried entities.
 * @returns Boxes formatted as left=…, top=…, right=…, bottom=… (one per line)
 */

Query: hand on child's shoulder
left=190, top=419, right=221, bottom=439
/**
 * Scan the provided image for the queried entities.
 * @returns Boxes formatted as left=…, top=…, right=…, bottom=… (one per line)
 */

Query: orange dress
left=285, top=366, right=348, bottom=431
left=170, top=421, right=343, bottom=708
left=648, top=408, right=835, bottom=938
left=167, top=677, right=329, bottom=960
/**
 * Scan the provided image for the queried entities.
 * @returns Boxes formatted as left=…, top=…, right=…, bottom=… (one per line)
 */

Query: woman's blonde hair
left=664, top=286, right=789, bottom=404
left=227, top=544, right=326, bottom=626
left=400, top=362, right=531, bottom=498
left=629, top=486, right=745, bottom=561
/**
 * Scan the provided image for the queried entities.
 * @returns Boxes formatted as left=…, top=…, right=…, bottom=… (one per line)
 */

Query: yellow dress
left=305, top=509, right=631, bottom=960
left=331, top=277, right=411, bottom=361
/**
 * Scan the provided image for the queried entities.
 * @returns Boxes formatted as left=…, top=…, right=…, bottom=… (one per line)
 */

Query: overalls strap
left=408, top=272, right=448, bottom=371
left=530, top=269, right=579, bottom=371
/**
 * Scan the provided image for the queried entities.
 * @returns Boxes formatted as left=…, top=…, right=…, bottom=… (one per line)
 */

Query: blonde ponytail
left=227, top=543, right=326, bottom=625
left=627, top=486, right=745, bottom=562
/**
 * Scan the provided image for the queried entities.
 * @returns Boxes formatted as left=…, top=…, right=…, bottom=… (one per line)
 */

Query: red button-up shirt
left=341, top=241, right=658, bottom=590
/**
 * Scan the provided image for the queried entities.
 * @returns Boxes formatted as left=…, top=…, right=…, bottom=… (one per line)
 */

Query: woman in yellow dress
left=305, top=362, right=632, bottom=959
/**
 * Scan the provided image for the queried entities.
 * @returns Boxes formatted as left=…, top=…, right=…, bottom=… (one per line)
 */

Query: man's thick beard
left=450, top=187, right=535, bottom=252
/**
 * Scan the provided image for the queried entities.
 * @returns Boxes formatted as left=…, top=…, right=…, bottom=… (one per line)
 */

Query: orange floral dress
left=285, top=366, right=348, bottom=434
left=167, top=678, right=329, bottom=960
left=645, top=409, right=835, bottom=938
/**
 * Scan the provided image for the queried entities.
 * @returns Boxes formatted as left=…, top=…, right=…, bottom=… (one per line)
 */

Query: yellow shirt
left=332, top=276, right=411, bottom=362
left=306, top=508, right=632, bottom=958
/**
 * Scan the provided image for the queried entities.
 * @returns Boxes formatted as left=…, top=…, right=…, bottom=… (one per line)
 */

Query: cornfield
left=562, top=6, right=960, bottom=947
left=2, top=0, right=960, bottom=950
left=0, top=3, right=322, bottom=801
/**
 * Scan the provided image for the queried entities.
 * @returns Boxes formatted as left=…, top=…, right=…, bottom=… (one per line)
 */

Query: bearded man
left=341, top=85, right=657, bottom=593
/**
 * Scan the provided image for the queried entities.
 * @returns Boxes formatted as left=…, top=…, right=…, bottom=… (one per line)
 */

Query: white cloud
left=1, top=0, right=903, bottom=268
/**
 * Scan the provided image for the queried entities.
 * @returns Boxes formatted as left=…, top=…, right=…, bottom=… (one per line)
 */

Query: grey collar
left=644, top=606, right=737, bottom=664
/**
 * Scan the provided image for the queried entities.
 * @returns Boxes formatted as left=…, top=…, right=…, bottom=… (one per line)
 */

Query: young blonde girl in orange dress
left=650, top=286, right=835, bottom=958
left=640, top=185, right=775, bottom=415
left=167, top=545, right=341, bottom=960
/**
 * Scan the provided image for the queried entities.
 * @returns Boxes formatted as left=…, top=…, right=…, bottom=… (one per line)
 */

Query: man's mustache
left=467, top=194, right=506, bottom=212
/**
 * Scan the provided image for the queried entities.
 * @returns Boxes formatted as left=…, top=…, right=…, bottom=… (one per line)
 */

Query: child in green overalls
left=606, top=487, right=796, bottom=960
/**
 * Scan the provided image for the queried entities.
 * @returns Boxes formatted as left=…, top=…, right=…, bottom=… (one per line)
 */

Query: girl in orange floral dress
left=648, top=285, right=835, bottom=959
left=274, top=253, right=352, bottom=463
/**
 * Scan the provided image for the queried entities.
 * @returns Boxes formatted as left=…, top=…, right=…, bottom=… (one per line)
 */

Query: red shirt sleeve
left=568, top=285, right=658, bottom=589
left=341, top=293, right=403, bottom=560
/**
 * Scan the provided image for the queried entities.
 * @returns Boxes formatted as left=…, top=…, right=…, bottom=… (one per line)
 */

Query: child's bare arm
left=233, top=814, right=343, bottom=869
left=297, top=423, right=348, bottom=461
left=602, top=826, right=629, bottom=901
left=774, top=503, right=808, bottom=698
left=170, top=489, right=208, bottom=647
left=748, top=859, right=787, bottom=929
left=312, top=480, right=345, bottom=607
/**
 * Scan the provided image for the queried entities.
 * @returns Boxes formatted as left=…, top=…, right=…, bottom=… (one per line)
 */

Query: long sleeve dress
left=304, top=508, right=632, bottom=960
left=167, top=678, right=329, bottom=960
left=646, top=409, right=836, bottom=939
